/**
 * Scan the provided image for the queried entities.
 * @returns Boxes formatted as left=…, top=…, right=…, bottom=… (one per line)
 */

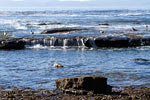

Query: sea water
left=0, top=8, right=150, bottom=89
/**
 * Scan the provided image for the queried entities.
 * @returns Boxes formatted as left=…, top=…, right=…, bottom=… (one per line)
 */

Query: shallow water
left=0, top=8, right=150, bottom=89
left=0, top=47, right=150, bottom=89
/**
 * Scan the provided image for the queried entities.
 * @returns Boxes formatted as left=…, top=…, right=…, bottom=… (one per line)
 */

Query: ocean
left=0, top=7, right=150, bottom=89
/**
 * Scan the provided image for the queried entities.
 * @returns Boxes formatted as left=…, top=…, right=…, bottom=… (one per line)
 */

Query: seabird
left=3, top=32, right=7, bottom=36
left=100, top=30, right=105, bottom=34
left=146, top=25, right=148, bottom=31
left=131, top=27, right=138, bottom=31
left=30, top=30, right=34, bottom=35
left=53, top=63, right=63, bottom=68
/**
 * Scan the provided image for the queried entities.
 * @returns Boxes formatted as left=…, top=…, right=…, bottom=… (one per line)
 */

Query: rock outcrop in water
left=0, top=39, right=25, bottom=50
left=40, top=28, right=88, bottom=34
left=55, top=75, right=112, bottom=94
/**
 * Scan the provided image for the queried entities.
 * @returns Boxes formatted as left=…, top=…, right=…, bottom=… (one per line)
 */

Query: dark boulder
left=55, top=75, right=112, bottom=94
left=38, top=23, right=47, bottom=25
left=38, top=23, right=61, bottom=25
left=0, top=39, right=25, bottom=50
left=99, top=23, right=109, bottom=26
left=134, top=58, right=150, bottom=62
left=94, top=38, right=130, bottom=48
left=93, top=37, right=143, bottom=48
left=40, top=28, right=88, bottom=34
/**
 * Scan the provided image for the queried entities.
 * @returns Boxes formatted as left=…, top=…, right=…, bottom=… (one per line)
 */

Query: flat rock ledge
left=55, top=75, right=112, bottom=94
left=0, top=39, right=25, bottom=50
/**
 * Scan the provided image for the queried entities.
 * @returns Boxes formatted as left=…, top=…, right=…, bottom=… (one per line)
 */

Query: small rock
left=53, top=63, right=63, bottom=68
left=133, top=58, right=150, bottom=62
left=133, top=58, right=150, bottom=65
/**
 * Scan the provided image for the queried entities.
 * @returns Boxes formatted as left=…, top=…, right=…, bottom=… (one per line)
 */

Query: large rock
left=55, top=75, right=112, bottom=94
left=0, top=39, right=25, bottom=50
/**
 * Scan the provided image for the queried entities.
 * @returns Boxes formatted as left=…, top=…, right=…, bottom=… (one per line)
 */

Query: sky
left=0, top=0, right=150, bottom=9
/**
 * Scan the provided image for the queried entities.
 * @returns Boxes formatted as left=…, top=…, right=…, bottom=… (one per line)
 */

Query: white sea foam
left=110, top=24, right=144, bottom=30
left=0, top=20, right=17, bottom=24
left=14, top=24, right=27, bottom=30
left=37, top=24, right=81, bottom=30
left=86, top=15, right=110, bottom=17
left=27, top=44, right=48, bottom=49
left=118, top=12, right=149, bottom=16
left=28, top=14, right=81, bottom=17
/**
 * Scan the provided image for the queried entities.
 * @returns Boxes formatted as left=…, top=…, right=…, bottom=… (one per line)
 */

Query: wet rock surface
left=0, top=39, right=25, bottom=50
left=55, top=75, right=112, bottom=94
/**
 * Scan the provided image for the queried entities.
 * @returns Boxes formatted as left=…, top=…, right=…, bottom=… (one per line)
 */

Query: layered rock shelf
left=2, top=35, right=150, bottom=49
left=24, top=36, right=150, bottom=48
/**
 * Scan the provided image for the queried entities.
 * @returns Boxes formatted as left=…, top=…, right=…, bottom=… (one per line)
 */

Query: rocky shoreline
left=0, top=76, right=149, bottom=100
left=0, top=85, right=149, bottom=100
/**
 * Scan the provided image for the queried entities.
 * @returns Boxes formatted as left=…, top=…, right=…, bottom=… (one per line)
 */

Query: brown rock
left=55, top=75, right=112, bottom=94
